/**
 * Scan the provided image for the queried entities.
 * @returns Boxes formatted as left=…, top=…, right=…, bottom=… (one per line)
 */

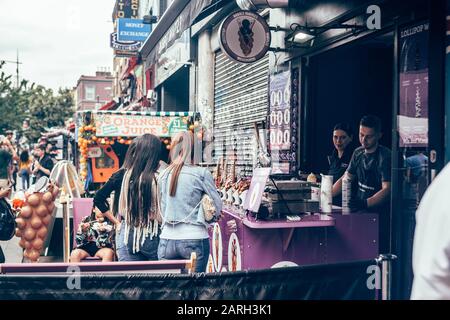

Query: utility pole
left=0, top=50, right=22, bottom=88
left=16, top=50, right=20, bottom=88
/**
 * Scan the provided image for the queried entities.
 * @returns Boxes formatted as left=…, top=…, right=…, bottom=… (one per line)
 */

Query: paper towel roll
left=320, top=174, right=333, bottom=213
left=342, top=176, right=351, bottom=214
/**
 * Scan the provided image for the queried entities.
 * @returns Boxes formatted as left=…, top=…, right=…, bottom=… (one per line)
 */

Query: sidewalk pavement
left=0, top=237, right=22, bottom=263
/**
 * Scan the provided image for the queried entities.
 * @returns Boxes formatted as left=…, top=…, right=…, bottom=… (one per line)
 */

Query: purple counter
left=207, top=208, right=378, bottom=272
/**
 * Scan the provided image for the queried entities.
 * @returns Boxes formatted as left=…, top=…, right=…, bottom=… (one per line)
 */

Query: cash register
left=259, top=179, right=320, bottom=219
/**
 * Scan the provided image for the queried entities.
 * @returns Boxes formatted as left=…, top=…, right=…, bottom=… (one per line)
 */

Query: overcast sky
left=0, top=0, right=116, bottom=91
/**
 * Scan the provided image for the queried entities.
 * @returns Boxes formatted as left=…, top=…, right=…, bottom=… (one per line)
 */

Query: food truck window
left=304, top=32, right=394, bottom=174
left=95, top=147, right=115, bottom=169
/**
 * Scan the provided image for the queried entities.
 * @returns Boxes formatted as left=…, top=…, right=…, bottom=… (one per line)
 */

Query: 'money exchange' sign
left=117, top=18, right=151, bottom=42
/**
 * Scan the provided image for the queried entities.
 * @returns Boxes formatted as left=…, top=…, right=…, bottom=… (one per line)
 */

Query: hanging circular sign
left=219, top=10, right=271, bottom=63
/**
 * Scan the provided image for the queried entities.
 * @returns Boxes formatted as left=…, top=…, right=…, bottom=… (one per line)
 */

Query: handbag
left=0, top=198, right=16, bottom=241
left=201, top=194, right=218, bottom=223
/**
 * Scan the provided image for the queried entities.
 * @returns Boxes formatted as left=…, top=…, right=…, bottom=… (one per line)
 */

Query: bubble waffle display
left=15, top=183, right=60, bottom=263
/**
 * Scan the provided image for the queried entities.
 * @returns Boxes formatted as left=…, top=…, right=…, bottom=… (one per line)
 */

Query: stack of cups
left=342, top=176, right=351, bottom=214
left=320, top=174, right=333, bottom=214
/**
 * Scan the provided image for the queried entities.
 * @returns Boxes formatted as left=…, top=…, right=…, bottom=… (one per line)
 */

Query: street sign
left=219, top=11, right=271, bottom=64
left=110, top=32, right=141, bottom=52
left=117, top=18, right=151, bottom=42
left=87, top=147, right=102, bottom=158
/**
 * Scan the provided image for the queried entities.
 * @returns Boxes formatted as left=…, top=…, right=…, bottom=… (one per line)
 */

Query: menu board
left=95, top=113, right=187, bottom=137
left=268, top=69, right=299, bottom=174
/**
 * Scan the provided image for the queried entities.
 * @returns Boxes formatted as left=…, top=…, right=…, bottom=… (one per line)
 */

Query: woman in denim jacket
left=158, top=131, right=222, bottom=272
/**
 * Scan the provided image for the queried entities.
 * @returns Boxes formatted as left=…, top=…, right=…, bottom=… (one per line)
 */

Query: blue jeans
left=115, top=222, right=160, bottom=261
left=20, top=169, right=29, bottom=190
left=157, top=238, right=210, bottom=273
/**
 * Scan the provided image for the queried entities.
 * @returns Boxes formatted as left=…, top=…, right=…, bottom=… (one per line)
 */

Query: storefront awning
left=140, top=0, right=214, bottom=64
left=120, top=56, right=139, bottom=80
left=99, top=100, right=117, bottom=111
left=192, top=0, right=230, bottom=24
left=78, top=110, right=199, bottom=117
left=67, top=122, right=76, bottom=131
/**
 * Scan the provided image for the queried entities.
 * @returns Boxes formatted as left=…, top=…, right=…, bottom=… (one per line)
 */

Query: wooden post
left=187, top=252, right=197, bottom=274
left=60, top=191, right=70, bottom=263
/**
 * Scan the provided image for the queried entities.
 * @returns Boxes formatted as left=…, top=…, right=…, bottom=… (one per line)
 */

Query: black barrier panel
left=0, top=260, right=378, bottom=300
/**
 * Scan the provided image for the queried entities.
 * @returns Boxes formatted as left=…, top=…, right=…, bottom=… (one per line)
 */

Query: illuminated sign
left=116, top=0, right=139, bottom=19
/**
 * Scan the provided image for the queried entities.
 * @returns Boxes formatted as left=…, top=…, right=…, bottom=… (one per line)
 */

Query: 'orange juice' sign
left=95, top=114, right=187, bottom=137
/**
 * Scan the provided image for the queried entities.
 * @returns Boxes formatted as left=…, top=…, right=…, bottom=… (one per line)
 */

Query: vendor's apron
left=356, top=152, right=382, bottom=201
left=355, top=150, right=389, bottom=252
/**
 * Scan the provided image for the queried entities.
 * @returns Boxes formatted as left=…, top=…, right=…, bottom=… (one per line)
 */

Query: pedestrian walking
left=18, top=150, right=32, bottom=190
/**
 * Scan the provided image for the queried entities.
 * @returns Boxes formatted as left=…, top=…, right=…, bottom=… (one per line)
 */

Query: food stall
left=206, top=162, right=379, bottom=273
left=22, top=110, right=201, bottom=261
left=209, top=208, right=378, bottom=272
left=200, top=63, right=381, bottom=273
left=76, top=110, right=201, bottom=188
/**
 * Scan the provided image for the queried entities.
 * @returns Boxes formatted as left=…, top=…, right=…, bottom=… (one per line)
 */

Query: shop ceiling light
left=270, top=21, right=366, bottom=50
left=292, top=29, right=315, bottom=44
left=236, top=0, right=289, bottom=11
left=269, top=24, right=316, bottom=46
left=290, top=22, right=366, bottom=46
left=269, top=24, right=316, bottom=49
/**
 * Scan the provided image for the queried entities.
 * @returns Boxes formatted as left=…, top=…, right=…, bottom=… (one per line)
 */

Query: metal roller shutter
left=213, top=51, right=269, bottom=176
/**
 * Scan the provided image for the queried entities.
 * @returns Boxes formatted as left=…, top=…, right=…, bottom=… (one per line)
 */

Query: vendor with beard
left=333, top=115, right=391, bottom=252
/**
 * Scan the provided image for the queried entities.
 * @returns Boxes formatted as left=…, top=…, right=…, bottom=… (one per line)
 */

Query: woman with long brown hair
left=94, top=134, right=163, bottom=261
left=158, top=131, right=221, bottom=272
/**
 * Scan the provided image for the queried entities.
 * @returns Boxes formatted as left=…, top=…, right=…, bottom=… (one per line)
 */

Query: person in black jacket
left=32, top=144, right=54, bottom=181
left=93, top=141, right=137, bottom=228
left=0, top=187, right=13, bottom=263
left=94, top=135, right=167, bottom=261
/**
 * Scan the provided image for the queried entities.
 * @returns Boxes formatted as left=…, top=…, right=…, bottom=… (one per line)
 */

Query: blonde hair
left=167, top=131, right=194, bottom=197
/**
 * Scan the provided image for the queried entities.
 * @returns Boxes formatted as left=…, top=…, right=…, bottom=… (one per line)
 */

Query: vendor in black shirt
left=32, top=144, right=54, bottom=180
left=333, top=115, right=391, bottom=251
left=333, top=115, right=391, bottom=209
left=328, top=123, right=354, bottom=181
left=327, top=123, right=355, bottom=205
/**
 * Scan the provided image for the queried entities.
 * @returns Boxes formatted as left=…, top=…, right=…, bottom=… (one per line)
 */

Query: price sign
left=87, top=147, right=102, bottom=158
left=268, top=70, right=298, bottom=174
left=243, top=168, right=271, bottom=212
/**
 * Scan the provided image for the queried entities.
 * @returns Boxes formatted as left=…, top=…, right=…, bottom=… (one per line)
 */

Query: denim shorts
left=115, top=222, right=160, bottom=261
left=157, top=238, right=210, bottom=273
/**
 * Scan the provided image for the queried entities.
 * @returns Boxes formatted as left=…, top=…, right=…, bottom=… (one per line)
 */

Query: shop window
left=95, top=148, right=115, bottom=169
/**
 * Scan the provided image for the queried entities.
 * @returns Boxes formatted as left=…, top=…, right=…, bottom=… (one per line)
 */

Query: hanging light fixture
left=236, top=0, right=289, bottom=11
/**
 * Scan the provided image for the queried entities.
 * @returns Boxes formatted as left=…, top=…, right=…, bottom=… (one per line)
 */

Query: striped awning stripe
left=76, top=110, right=199, bottom=117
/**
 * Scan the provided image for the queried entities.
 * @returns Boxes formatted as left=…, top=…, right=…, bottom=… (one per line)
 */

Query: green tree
left=0, top=61, right=27, bottom=133
left=0, top=62, right=74, bottom=142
